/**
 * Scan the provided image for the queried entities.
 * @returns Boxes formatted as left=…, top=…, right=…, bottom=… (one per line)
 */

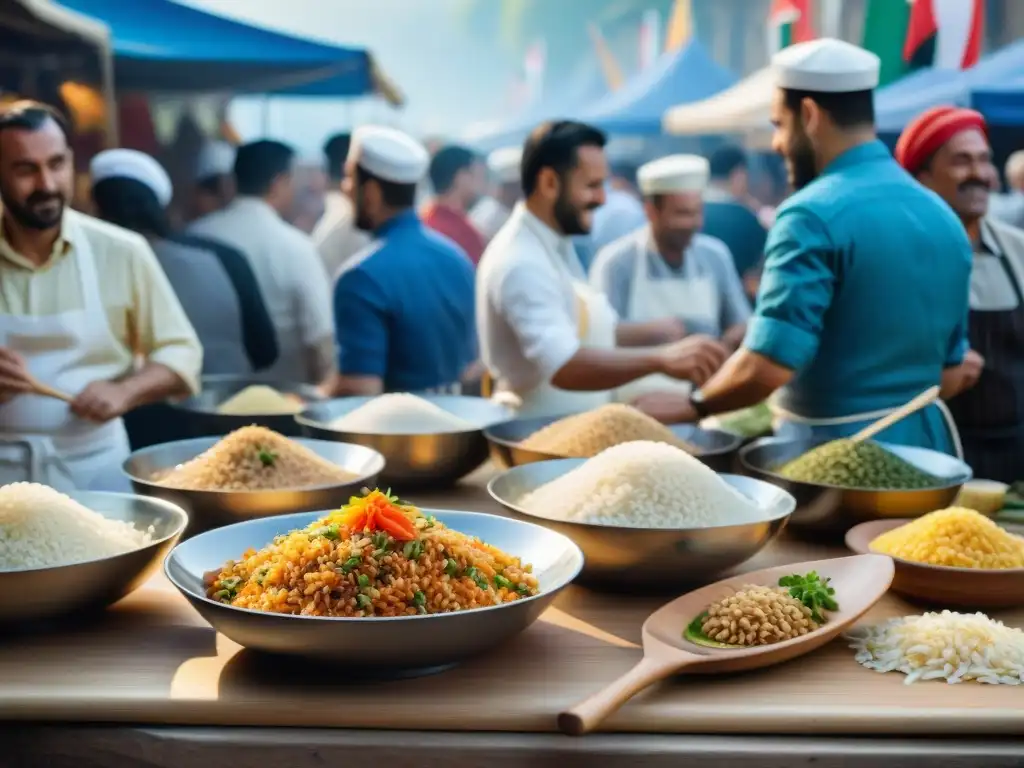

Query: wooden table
left=3, top=465, right=1023, bottom=768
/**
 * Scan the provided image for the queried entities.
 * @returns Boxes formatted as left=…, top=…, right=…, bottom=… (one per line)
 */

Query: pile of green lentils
left=776, top=439, right=942, bottom=490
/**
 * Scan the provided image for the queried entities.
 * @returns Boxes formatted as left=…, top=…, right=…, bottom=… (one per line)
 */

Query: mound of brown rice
left=206, top=490, right=540, bottom=617
left=157, top=426, right=356, bottom=491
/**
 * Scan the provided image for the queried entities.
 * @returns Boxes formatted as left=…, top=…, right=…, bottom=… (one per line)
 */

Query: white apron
left=0, top=215, right=132, bottom=491
left=615, top=235, right=718, bottom=403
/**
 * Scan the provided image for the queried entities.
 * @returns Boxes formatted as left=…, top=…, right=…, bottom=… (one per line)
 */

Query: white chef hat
left=90, top=149, right=173, bottom=207
left=638, top=154, right=710, bottom=196
left=772, top=37, right=881, bottom=93
left=349, top=125, right=429, bottom=184
left=487, top=146, right=522, bottom=184
left=195, top=140, right=236, bottom=181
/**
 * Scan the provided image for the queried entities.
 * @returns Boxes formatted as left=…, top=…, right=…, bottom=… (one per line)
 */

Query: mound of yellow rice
left=205, top=490, right=540, bottom=617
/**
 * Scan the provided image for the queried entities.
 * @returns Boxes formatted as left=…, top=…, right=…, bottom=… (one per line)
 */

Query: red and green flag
left=769, top=0, right=815, bottom=53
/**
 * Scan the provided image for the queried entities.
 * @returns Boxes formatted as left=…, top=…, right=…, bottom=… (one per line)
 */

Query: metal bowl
left=123, top=437, right=385, bottom=532
left=170, top=375, right=325, bottom=438
left=296, top=395, right=515, bottom=488
left=487, top=459, right=794, bottom=589
left=484, top=413, right=743, bottom=473
left=0, top=491, right=187, bottom=624
left=164, top=508, right=584, bottom=676
left=739, top=436, right=973, bottom=535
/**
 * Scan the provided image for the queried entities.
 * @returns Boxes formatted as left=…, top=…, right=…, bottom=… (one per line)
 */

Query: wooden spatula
left=25, top=374, right=73, bottom=403
left=850, top=385, right=940, bottom=444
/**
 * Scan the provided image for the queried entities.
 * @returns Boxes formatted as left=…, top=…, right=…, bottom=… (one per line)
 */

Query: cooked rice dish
left=870, top=507, right=1024, bottom=569
left=847, top=611, right=1023, bottom=685
left=329, top=393, right=475, bottom=434
left=0, top=482, right=153, bottom=571
left=156, top=426, right=356, bottom=491
left=520, top=403, right=699, bottom=457
left=518, top=440, right=765, bottom=528
left=216, top=385, right=304, bottom=415
left=206, top=489, right=539, bottom=616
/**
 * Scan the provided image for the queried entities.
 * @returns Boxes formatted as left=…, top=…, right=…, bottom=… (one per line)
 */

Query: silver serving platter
left=0, top=491, right=187, bottom=624
left=123, top=436, right=385, bottom=533
left=484, top=413, right=744, bottom=473
left=487, top=459, right=794, bottom=589
left=164, top=508, right=584, bottom=676
left=296, top=395, right=515, bottom=488
left=739, top=436, right=972, bottom=535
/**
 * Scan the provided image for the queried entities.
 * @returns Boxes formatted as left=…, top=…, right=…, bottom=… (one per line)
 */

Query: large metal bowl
left=170, top=375, right=325, bottom=438
left=487, top=459, right=794, bottom=589
left=123, top=436, right=385, bottom=532
left=485, top=413, right=743, bottom=473
left=739, top=436, right=972, bottom=535
left=0, top=491, right=187, bottom=624
left=164, top=508, right=584, bottom=676
left=296, top=395, right=515, bottom=488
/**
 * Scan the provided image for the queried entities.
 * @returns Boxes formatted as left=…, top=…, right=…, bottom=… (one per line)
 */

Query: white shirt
left=476, top=203, right=597, bottom=393
left=312, top=190, right=371, bottom=279
left=188, top=196, right=333, bottom=383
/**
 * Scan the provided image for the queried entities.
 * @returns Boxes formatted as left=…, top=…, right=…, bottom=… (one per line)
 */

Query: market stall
left=661, top=65, right=775, bottom=144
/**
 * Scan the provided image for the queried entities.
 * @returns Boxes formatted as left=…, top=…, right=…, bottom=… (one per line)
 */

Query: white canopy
left=662, top=66, right=775, bottom=137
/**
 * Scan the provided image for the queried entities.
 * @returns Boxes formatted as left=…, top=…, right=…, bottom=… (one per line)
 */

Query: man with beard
left=475, top=120, right=728, bottom=418
left=422, top=144, right=487, bottom=265
left=896, top=107, right=1021, bottom=481
left=320, top=126, right=476, bottom=396
left=0, top=101, right=202, bottom=490
left=631, top=39, right=977, bottom=455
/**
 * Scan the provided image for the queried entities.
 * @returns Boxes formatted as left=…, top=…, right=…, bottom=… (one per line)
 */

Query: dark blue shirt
left=333, top=210, right=476, bottom=392
left=702, top=196, right=767, bottom=277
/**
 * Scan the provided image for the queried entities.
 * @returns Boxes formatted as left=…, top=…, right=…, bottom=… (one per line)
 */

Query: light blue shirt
left=589, top=186, right=647, bottom=252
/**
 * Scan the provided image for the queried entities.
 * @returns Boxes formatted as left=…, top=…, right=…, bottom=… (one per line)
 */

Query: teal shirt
left=744, top=141, right=972, bottom=453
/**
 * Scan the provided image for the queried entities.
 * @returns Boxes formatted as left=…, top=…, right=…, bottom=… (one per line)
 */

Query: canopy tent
left=57, top=0, right=403, bottom=105
left=662, top=65, right=775, bottom=137
left=580, top=40, right=735, bottom=135
left=972, top=76, right=1024, bottom=126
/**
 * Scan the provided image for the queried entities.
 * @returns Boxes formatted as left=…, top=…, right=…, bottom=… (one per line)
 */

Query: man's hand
left=0, top=347, right=32, bottom=404
left=960, top=349, right=984, bottom=391
left=632, top=392, right=698, bottom=424
left=71, top=380, right=135, bottom=423
left=656, top=335, right=729, bottom=386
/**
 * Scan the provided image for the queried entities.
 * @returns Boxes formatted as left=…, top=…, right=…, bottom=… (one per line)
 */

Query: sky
left=179, top=0, right=512, bottom=154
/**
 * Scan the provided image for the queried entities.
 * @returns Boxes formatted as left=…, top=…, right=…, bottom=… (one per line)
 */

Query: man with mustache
left=896, top=107, right=1022, bottom=481
left=475, top=120, right=728, bottom=418
left=633, top=39, right=978, bottom=455
left=0, top=101, right=201, bottom=490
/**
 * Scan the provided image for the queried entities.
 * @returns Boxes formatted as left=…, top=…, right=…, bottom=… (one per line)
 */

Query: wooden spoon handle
left=27, top=376, right=74, bottom=404
left=558, top=654, right=685, bottom=736
left=850, top=385, right=940, bottom=444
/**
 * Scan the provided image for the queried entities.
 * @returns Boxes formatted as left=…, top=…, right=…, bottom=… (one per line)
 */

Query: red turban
left=894, top=106, right=988, bottom=175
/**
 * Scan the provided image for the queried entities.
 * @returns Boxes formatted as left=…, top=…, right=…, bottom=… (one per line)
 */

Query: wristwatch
left=690, top=389, right=710, bottom=420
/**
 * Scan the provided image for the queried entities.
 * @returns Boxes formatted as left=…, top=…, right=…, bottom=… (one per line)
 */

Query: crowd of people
left=0, top=36, right=1022, bottom=493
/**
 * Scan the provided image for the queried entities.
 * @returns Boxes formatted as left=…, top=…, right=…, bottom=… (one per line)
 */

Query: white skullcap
left=638, top=154, right=709, bottom=196
left=90, top=149, right=173, bottom=207
left=195, top=141, right=236, bottom=181
left=487, top=146, right=522, bottom=184
left=772, top=37, right=880, bottom=93
left=349, top=125, right=428, bottom=184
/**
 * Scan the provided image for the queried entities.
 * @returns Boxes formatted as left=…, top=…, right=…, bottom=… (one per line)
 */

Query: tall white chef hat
left=637, top=154, right=710, bottom=196
left=349, top=125, right=429, bottom=185
left=772, top=37, right=881, bottom=93
left=90, top=148, right=173, bottom=207
left=487, top=146, right=522, bottom=185
left=195, top=140, right=236, bottom=181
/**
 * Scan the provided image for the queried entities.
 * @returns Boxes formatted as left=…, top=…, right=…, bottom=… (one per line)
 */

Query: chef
left=589, top=154, right=752, bottom=402
left=476, top=120, right=728, bottom=419
left=632, top=39, right=976, bottom=454
left=897, top=107, right=1019, bottom=481
left=0, top=101, right=202, bottom=490
left=468, top=146, right=521, bottom=243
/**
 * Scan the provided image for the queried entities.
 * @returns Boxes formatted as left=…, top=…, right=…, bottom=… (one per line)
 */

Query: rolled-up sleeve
left=588, top=242, right=632, bottom=317
left=334, top=267, right=388, bottom=378
left=742, top=207, right=835, bottom=371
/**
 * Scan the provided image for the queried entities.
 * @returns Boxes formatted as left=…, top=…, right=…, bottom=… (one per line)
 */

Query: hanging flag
left=523, top=39, right=546, bottom=105
left=587, top=23, right=625, bottom=91
left=862, top=0, right=914, bottom=86
left=904, top=0, right=984, bottom=71
left=664, top=0, right=692, bottom=52
left=768, top=0, right=814, bottom=54
left=639, top=9, right=661, bottom=70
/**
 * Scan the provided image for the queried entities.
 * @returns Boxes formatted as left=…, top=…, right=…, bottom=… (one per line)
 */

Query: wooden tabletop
left=1, top=465, right=1022, bottom=740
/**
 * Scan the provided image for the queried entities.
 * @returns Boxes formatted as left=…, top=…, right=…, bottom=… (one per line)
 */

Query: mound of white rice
left=329, top=393, right=475, bottom=434
left=846, top=611, right=1024, bottom=685
left=0, top=482, right=154, bottom=571
left=517, top=440, right=764, bottom=528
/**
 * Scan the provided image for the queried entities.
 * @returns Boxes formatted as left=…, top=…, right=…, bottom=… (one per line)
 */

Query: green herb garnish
left=682, top=611, right=744, bottom=649
left=356, top=594, right=372, bottom=609
left=778, top=571, right=838, bottom=624
left=357, top=573, right=371, bottom=588
left=515, top=583, right=531, bottom=596
left=256, top=446, right=278, bottom=467
left=413, top=590, right=427, bottom=614
left=403, top=539, right=424, bottom=561
left=253, top=568, right=269, bottom=586
left=493, top=574, right=513, bottom=590
left=421, top=513, right=436, bottom=528
left=465, top=566, right=489, bottom=590
left=444, top=558, right=460, bottom=577
left=370, top=531, right=390, bottom=550
left=340, top=555, right=363, bottom=574
left=310, top=523, right=340, bottom=541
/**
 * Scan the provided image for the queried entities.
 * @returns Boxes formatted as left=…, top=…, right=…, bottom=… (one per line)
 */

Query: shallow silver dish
left=170, top=375, right=324, bottom=438
left=485, top=413, right=743, bottom=473
left=0, top=491, right=187, bottom=624
left=296, top=395, right=515, bottom=488
left=164, top=508, right=583, bottom=675
left=487, top=459, right=794, bottom=589
left=739, top=436, right=972, bottom=535
left=123, top=436, right=385, bottom=533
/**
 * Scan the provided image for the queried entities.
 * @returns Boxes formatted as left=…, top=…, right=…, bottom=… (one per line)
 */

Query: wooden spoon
left=557, top=554, right=895, bottom=736
left=850, top=385, right=940, bottom=444
left=25, top=374, right=73, bottom=404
